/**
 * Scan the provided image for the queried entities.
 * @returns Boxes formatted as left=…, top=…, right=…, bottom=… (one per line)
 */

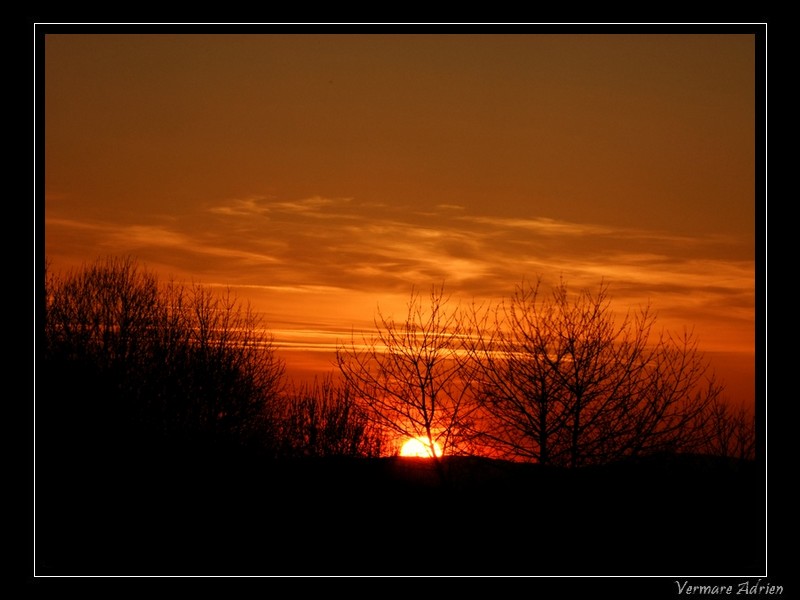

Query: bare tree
left=702, top=395, right=756, bottom=461
left=44, top=256, right=162, bottom=371
left=44, top=257, right=165, bottom=447
left=178, top=282, right=285, bottom=447
left=467, top=279, right=724, bottom=467
left=276, top=375, right=385, bottom=458
left=42, top=256, right=285, bottom=453
left=336, top=285, right=480, bottom=479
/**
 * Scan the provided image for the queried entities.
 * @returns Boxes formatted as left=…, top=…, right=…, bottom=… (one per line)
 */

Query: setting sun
left=400, top=437, right=443, bottom=458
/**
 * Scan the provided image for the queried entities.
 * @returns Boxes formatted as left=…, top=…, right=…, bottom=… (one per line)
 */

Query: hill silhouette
left=35, top=452, right=761, bottom=575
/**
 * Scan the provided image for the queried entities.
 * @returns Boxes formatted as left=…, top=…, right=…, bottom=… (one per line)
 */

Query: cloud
left=115, top=223, right=281, bottom=266
left=113, top=225, right=193, bottom=248
left=208, top=196, right=271, bottom=216
left=272, top=195, right=350, bottom=213
left=209, top=195, right=353, bottom=219
left=200, top=197, right=754, bottom=325
left=47, top=198, right=752, bottom=297
left=46, top=193, right=755, bottom=359
left=457, top=215, right=739, bottom=247
left=460, top=215, right=614, bottom=237
left=206, top=282, right=349, bottom=295
left=44, top=192, right=71, bottom=203
left=46, top=215, right=282, bottom=276
left=46, top=217, right=108, bottom=231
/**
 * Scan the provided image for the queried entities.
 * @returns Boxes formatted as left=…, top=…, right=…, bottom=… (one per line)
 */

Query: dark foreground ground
left=34, top=449, right=764, bottom=576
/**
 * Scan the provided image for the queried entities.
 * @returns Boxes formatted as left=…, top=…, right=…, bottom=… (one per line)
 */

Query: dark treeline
left=36, top=257, right=760, bottom=574
left=42, top=256, right=387, bottom=463
left=41, top=257, right=755, bottom=467
left=43, top=257, right=283, bottom=461
left=38, top=257, right=387, bottom=574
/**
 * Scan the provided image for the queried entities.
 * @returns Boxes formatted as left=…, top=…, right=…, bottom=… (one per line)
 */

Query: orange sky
left=41, top=30, right=760, bottom=405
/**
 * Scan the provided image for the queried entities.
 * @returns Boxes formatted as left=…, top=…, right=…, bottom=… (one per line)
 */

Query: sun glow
left=400, top=437, right=443, bottom=458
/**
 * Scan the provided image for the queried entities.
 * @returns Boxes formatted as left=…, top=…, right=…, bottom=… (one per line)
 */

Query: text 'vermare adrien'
left=676, top=580, right=783, bottom=596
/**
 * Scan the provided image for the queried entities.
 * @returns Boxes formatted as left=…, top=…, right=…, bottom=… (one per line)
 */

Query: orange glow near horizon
left=400, top=437, right=444, bottom=458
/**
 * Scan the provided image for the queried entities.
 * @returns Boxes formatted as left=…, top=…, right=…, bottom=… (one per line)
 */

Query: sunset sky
left=42, top=30, right=761, bottom=404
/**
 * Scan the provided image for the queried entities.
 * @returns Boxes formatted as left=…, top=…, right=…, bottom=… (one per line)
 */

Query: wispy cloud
left=44, top=192, right=71, bottom=203
left=112, top=225, right=193, bottom=248
left=46, top=215, right=282, bottom=275
left=47, top=197, right=752, bottom=294
left=272, top=195, right=351, bottom=214
left=209, top=195, right=353, bottom=219
left=460, top=215, right=614, bottom=237
left=458, top=215, right=740, bottom=246
left=208, top=196, right=272, bottom=216
left=46, top=217, right=105, bottom=231
left=46, top=193, right=755, bottom=357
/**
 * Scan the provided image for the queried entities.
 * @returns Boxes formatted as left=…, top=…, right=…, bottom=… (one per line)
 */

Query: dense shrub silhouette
left=42, top=256, right=284, bottom=462
left=275, top=375, right=385, bottom=458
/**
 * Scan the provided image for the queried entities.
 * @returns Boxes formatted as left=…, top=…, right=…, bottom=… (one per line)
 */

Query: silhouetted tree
left=703, top=396, right=756, bottom=461
left=42, top=256, right=284, bottom=457
left=177, top=282, right=285, bottom=448
left=276, top=375, right=385, bottom=458
left=44, top=256, right=161, bottom=370
left=466, top=279, right=724, bottom=467
left=43, top=256, right=165, bottom=457
left=336, top=286, right=480, bottom=479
